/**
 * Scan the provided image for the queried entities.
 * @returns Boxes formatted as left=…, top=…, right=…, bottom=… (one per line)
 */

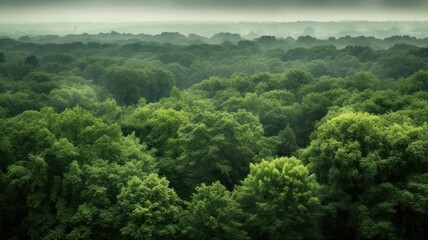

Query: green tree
left=101, top=63, right=174, bottom=105
left=48, top=83, right=99, bottom=112
left=277, top=70, right=313, bottom=92
left=398, top=70, right=428, bottom=94
left=102, top=66, right=143, bottom=105
left=301, top=112, right=428, bottom=240
left=144, top=108, right=190, bottom=156
left=0, top=52, right=5, bottom=63
left=347, top=71, right=379, bottom=91
left=235, top=157, right=322, bottom=240
left=0, top=91, right=44, bottom=117
left=276, top=125, right=298, bottom=157
left=166, top=110, right=275, bottom=197
left=375, top=53, right=423, bottom=79
left=24, top=55, right=40, bottom=68
left=293, top=89, right=350, bottom=146
left=0, top=107, right=156, bottom=239
left=221, top=90, right=296, bottom=136
left=179, top=182, right=249, bottom=240
left=115, top=174, right=182, bottom=240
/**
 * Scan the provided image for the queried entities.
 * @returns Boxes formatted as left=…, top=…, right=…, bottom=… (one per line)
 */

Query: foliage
left=1, top=32, right=428, bottom=240
left=235, top=157, right=322, bottom=240
left=179, top=182, right=249, bottom=240
left=0, top=107, right=158, bottom=239
left=115, top=174, right=182, bottom=240
left=301, top=112, right=428, bottom=240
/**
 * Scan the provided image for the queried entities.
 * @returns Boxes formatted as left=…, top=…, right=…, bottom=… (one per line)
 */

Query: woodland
left=0, top=32, right=427, bottom=239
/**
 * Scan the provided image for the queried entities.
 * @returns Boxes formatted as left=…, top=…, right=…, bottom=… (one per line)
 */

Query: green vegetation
left=0, top=32, right=427, bottom=239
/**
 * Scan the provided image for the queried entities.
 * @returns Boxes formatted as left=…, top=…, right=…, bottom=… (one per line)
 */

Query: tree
left=301, top=112, right=428, bottom=240
left=235, top=157, right=322, bottom=240
left=101, top=62, right=174, bottom=105
left=0, top=107, right=156, bottom=239
left=375, top=53, right=423, bottom=79
left=102, top=66, right=143, bottom=105
left=221, top=90, right=296, bottom=136
left=144, top=108, right=190, bottom=156
left=398, top=70, right=428, bottom=94
left=347, top=71, right=379, bottom=91
left=24, top=55, right=40, bottom=68
left=293, top=89, right=350, bottom=146
left=179, top=182, right=249, bottom=240
left=48, top=81, right=99, bottom=112
left=115, top=174, right=182, bottom=240
left=0, top=91, right=44, bottom=117
left=0, top=52, right=5, bottom=63
left=165, top=110, right=276, bottom=197
left=276, top=125, right=298, bottom=157
left=277, top=70, right=313, bottom=92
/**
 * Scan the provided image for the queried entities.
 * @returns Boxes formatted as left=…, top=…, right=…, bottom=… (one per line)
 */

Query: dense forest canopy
left=0, top=28, right=427, bottom=240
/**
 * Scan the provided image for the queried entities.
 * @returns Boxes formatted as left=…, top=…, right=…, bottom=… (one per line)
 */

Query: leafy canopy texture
left=122, top=93, right=277, bottom=198
left=0, top=107, right=181, bottom=239
left=115, top=174, right=182, bottom=240
left=166, top=110, right=275, bottom=197
left=1, top=33, right=428, bottom=240
left=235, top=157, right=322, bottom=240
left=179, top=182, right=249, bottom=240
left=301, top=112, right=428, bottom=240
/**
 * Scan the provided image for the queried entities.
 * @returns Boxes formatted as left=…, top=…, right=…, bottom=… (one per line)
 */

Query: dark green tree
left=0, top=107, right=157, bottom=239
left=276, top=125, right=298, bottom=157
left=24, top=55, right=40, bottom=68
left=0, top=52, right=5, bottom=63
left=398, top=70, right=428, bottom=94
left=167, top=110, right=276, bottom=197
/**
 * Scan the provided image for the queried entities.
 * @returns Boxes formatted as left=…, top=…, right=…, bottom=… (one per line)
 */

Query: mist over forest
left=2, top=21, right=428, bottom=39
left=1, top=1, right=428, bottom=240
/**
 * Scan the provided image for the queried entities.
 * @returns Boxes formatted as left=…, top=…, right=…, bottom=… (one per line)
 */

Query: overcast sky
left=1, top=0, right=428, bottom=23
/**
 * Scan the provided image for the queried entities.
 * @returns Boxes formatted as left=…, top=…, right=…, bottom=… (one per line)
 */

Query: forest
left=0, top=32, right=427, bottom=240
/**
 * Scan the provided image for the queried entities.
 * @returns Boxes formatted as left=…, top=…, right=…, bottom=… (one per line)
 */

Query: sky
left=1, top=0, right=428, bottom=23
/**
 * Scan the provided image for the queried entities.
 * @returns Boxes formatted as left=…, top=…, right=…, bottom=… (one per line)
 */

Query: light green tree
left=179, top=182, right=249, bottom=240
left=235, top=157, right=322, bottom=240
left=115, top=174, right=182, bottom=240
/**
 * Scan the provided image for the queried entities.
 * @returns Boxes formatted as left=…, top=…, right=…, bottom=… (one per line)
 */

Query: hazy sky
left=1, top=0, right=428, bottom=23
